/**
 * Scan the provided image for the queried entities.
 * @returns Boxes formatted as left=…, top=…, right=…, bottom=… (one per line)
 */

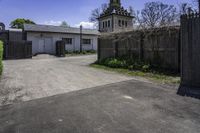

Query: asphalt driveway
left=0, top=55, right=134, bottom=105
left=0, top=55, right=199, bottom=133
left=0, top=80, right=199, bottom=133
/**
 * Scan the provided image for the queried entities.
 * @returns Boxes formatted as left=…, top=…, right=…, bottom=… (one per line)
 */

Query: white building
left=24, top=24, right=99, bottom=55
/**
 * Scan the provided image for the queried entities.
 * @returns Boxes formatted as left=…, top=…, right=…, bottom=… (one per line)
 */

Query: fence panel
left=4, top=41, right=32, bottom=59
left=98, top=27, right=180, bottom=72
left=178, top=13, right=200, bottom=98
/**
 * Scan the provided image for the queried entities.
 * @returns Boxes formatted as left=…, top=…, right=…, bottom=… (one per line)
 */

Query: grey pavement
left=0, top=55, right=136, bottom=106
left=0, top=79, right=199, bottom=133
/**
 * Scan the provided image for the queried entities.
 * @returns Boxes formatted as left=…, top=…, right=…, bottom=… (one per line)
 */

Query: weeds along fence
left=98, top=27, right=180, bottom=72
left=178, top=13, right=200, bottom=98
left=4, top=41, right=32, bottom=59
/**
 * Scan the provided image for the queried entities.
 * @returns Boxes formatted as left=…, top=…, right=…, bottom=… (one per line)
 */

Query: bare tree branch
left=139, top=2, right=177, bottom=28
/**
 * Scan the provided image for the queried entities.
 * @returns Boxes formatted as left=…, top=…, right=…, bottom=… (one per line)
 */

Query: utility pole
left=80, top=25, right=83, bottom=52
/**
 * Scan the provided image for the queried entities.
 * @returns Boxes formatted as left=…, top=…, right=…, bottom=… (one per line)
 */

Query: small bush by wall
left=98, top=56, right=172, bottom=73
left=0, top=41, right=3, bottom=75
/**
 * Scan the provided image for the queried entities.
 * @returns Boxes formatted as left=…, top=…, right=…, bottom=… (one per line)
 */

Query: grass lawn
left=90, top=63, right=180, bottom=85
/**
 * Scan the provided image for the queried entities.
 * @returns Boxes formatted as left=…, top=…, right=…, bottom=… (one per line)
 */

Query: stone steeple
left=98, top=0, right=134, bottom=33
left=110, top=0, right=121, bottom=8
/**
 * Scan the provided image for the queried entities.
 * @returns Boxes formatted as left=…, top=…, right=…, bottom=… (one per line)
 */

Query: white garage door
left=37, top=37, right=54, bottom=54
left=44, top=38, right=54, bottom=54
left=38, top=39, right=45, bottom=53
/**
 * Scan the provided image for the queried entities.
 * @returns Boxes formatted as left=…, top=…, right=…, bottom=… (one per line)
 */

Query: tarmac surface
left=0, top=79, right=199, bottom=133
left=0, top=55, right=199, bottom=133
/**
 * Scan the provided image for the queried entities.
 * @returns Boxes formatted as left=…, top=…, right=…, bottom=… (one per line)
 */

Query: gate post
left=177, top=13, right=200, bottom=99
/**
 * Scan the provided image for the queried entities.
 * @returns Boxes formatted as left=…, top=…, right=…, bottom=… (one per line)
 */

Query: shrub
left=0, top=41, right=3, bottom=75
left=142, top=64, right=151, bottom=72
left=99, top=56, right=152, bottom=72
left=100, top=58, right=126, bottom=68
left=82, top=51, right=87, bottom=54
left=86, top=50, right=96, bottom=53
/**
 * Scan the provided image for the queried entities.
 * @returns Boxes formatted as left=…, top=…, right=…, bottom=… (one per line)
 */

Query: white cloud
left=75, top=21, right=96, bottom=29
left=43, top=20, right=62, bottom=26
left=42, top=20, right=97, bottom=29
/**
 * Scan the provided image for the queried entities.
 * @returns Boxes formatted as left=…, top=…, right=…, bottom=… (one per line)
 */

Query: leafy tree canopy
left=60, top=21, right=70, bottom=27
left=10, top=18, right=36, bottom=29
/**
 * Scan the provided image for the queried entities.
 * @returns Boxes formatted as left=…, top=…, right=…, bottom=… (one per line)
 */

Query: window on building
left=122, top=20, right=124, bottom=26
left=125, top=21, right=128, bottom=27
left=82, top=39, right=91, bottom=45
left=108, top=20, right=110, bottom=27
left=103, top=22, right=105, bottom=28
left=118, top=20, right=121, bottom=27
left=105, top=21, right=108, bottom=27
left=62, top=38, right=72, bottom=44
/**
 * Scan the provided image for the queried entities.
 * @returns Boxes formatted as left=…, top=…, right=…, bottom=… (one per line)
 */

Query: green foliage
left=10, top=18, right=36, bottom=29
left=103, top=58, right=126, bottom=68
left=99, top=56, right=151, bottom=72
left=60, top=21, right=70, bottom=27
left=0, top=41, right=3, bottom=75
left=91, top=63, right=180, bottom=84
left=65, top=50, right=97, bottom=55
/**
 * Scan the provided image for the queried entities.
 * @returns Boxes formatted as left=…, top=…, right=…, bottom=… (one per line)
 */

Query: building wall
left=99, top=15, right=133, bottom=33
left=113, top=15, right=133, bottom=32
left=27, top=32, right=98, bottom=55
left=9, top=31, right=23, bottom=41
left=99, top=16, right=113, bottom=32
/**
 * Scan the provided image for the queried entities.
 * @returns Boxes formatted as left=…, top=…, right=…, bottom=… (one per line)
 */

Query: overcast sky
left=0, top=0, right=193, bottom=29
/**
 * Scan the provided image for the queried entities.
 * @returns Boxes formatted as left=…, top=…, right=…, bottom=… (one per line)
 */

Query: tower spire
left=110, top=0, right=121, bottom=8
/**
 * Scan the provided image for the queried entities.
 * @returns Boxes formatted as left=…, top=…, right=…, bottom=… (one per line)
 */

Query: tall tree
left=195, top=0, right=200, bottom=12
left=89, top=3, right=108, bottom=25
left=60, top=21, right=70, bottom=27
left=197, top=0, right=200, bottom=12
left=192, top=0, right=199, bottom=12
left=139, top=2, right=177, bottom=28
left=10, top=18, right=36, bottom=29
left=179, top=3, right=191, bottom=14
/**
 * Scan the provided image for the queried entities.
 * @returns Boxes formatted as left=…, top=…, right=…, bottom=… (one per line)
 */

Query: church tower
left=110, top=0, right=121, bottom=8
left=98, top=0, right=134, bottom=33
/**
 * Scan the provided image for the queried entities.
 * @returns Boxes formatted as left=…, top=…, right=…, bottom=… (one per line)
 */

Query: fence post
left=97, top=38, right=101, bottom=61
left=139, top=32, right=144, bottom=61
left=115, top=42, right=119, bottom=58
left=178, top=13, right=200, bottom=99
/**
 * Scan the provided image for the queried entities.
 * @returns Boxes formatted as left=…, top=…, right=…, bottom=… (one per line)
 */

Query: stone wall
left=98, top=27, right=180, bottom=72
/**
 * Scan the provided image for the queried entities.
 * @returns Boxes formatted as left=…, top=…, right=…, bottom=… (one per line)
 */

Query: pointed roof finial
left=110, top=0, right=121, bottom=8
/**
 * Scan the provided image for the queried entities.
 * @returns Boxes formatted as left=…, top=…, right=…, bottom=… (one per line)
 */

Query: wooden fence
left=98, top=27, right=180, bottom=72
left=4, top=41, right=32, bottom=59
left=178, top=13, right=200, bottom=98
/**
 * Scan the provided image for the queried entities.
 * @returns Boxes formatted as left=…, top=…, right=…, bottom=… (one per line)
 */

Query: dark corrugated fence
left=56, top=41, right=65, bottom=57
left=4, top=41, right=32, bottom=59
left=178, top=13, right=200, bottom=98
left=98, top=27, right=180, bottom=72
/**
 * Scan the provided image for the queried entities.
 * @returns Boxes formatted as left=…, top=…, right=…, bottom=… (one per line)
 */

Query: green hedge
left=0, top=41, right=3, bottom=75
